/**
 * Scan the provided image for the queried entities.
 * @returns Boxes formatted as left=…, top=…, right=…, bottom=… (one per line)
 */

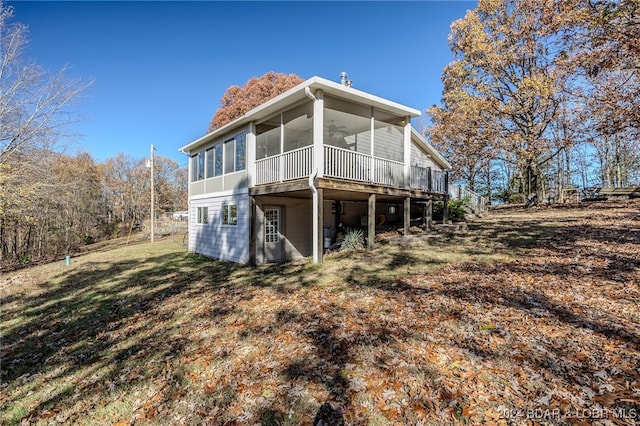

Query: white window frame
left=196, top=206, right=208, bottom=224
left=222, top=203, right=238, bottom=226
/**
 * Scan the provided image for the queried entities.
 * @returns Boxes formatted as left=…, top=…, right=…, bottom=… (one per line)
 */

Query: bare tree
left=0, top=2, right=92, bottom=164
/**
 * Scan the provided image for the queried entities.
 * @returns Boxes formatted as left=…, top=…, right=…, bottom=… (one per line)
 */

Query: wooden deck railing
left=373, top=157, right=404, bottom=187
left=409, top=165, right=448, bottom=194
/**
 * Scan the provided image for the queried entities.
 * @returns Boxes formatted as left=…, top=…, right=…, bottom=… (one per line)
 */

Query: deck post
left=368, top=193, right=376, bottom=249
left=404, top=197, right=411, bottom=236
left=443, top=196, right=449, bottom=225
left=249, top=196, right=256, bottom=266
left=425, top=199, right=433, bottom=230
left=443, top=171, right=450, bottom=224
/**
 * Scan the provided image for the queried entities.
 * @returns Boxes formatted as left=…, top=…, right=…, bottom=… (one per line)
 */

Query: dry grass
left=1, top=200, right=639, bottom=425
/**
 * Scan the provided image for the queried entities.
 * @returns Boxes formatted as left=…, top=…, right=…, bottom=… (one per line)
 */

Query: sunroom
left=251, top=93, right=446, bottom=192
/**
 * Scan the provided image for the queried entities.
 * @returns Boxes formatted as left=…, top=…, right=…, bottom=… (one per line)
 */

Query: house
left=172, top=211, right=189, bottom=221
left=179, top=75, right=452, bottom=265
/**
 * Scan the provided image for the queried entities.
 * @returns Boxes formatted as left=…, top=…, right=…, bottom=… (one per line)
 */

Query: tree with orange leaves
left=209, top=72, right=304, bottom=132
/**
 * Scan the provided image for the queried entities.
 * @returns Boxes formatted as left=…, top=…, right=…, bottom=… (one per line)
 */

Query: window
left=214, top=143, right=223, bottom=176
left=194, top=132, right=245, bottom=181
left=256, top=117, right=281, bottom=160
left=324, top=105, right=371, bottom=155
left=205, top=144, right=223, bottom=178
left=198, top=150, right=205, bottom=180
left=190, top=153, right=198, bottom=182
left=224, top=139, right=234, bottom=174
left=190, top=150, right=205, bottom=182
left=196, top=206, right=208, bottom=224
left=373, top=109, right=404, bottom=162
left=264, top=208, right=279, bottom=243
left=223, top=134, right=247, bottom=174
left=205, top=147, right=214, bottom=178
left=222, top=204, right=238, bottom=225
left=283, top=102, right=313, bottom=152
left=235, top=133, right=246, bottom=171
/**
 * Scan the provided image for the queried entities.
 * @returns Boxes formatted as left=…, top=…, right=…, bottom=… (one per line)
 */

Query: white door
left=264, top=207, right=284, bottom=262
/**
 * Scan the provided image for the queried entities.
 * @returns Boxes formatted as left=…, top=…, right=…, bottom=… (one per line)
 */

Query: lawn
left=1, top=200, right=639, bottom=425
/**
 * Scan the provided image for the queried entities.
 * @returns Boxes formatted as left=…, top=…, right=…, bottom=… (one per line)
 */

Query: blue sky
left=9, top=1, right=476, bottom=166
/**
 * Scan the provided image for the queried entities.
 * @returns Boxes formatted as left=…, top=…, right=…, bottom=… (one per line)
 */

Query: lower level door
left=264, top=206, right=284, bottom=262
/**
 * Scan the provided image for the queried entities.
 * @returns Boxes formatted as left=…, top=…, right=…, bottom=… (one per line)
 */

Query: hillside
left=2, top=200, right=639, bottom=425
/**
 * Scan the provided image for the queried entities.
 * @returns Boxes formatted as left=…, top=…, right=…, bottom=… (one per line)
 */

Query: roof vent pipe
left=340, top=72, right=352, bottom=87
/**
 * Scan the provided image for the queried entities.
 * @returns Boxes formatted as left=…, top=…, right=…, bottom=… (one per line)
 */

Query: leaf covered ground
left=1, top=200, right=639, bottom=425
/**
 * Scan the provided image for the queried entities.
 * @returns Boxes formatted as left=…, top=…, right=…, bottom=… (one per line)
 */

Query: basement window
left=222, top=204, right=238, bottom=226
left=196, top=207, right=208, bottom=224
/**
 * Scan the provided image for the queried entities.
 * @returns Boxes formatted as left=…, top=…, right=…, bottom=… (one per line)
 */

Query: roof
left=179, top=76, right=422, bottom=153
left=411, top=128, right=452, bottom=170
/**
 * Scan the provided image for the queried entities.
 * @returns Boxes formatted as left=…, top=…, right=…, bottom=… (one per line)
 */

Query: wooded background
left=0, top=4, right=186, bottom=267
left=427, top=0, right=639, bottom=203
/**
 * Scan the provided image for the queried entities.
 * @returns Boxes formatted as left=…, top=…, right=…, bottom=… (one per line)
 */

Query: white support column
left=279, top=112, right=284, bottom=182
left=313, top=89, right=324, bottom=177
left=403, top=116, right=412, bottom=188
left=247, top=122, right=256, bottom=187
left=370, top=108, right=375, bottom=183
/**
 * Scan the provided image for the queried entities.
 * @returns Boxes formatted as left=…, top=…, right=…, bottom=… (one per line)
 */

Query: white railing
left=255, top=155, right=280, bottom=185
left=256, top=146, right=452, bottom=196
left=324, top=145, right=370, bottom=182
left=373, top=157, right=404, bottom=187
left=449, top=184, right=487, bottom=212
left=282, top=146, right=313, bottom=181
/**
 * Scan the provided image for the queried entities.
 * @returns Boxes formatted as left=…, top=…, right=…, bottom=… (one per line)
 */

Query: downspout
left=309, top=168, right=319, bottom=264
left=305, top=86, right=320, bottom=264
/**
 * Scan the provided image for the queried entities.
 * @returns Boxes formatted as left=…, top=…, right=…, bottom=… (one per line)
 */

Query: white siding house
left=190, top=192, right=250, bottom=264
left=179, top=76, right=452, bottom=265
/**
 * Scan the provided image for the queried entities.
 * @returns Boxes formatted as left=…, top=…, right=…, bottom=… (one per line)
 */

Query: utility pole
left=150, top=144, right=155, bottom=242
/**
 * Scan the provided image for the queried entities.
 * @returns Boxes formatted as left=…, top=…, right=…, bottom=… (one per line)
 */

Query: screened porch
left=253, top=97, right=448, bottom=194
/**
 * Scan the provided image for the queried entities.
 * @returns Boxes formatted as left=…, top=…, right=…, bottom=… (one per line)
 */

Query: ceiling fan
left=325, top=120, right=349, bottom=137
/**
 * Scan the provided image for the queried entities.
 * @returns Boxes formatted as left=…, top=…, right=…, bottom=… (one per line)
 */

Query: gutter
left=304, top=87, right=316, bottom=102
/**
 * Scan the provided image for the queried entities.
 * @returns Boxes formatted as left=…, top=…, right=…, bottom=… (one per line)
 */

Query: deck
left=254, top=145, right=448, bottom=195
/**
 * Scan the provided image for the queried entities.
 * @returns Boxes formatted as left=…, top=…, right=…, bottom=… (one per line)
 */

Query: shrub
left=340, top=228, right=365, bottom=251
left=433, top=199, right=469, bottom=222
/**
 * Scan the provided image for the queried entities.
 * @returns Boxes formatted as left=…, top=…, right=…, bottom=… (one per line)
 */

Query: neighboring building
left=172, top=211, right=189, bottom=221
left=179, top=75, right=451, bottom=265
